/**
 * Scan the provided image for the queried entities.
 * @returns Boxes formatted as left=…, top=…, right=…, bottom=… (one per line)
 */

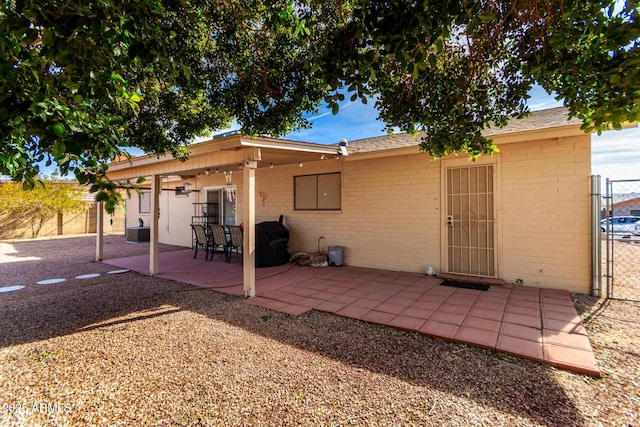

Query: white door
left=445, top=165, right=496, bottom=277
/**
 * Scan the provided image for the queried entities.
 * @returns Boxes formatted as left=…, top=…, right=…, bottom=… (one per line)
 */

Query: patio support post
left=95, top=201, right=104, bottom=261
left=243, top=160, right=257, bottom=297
left=150, top=174, right=160, bottom=275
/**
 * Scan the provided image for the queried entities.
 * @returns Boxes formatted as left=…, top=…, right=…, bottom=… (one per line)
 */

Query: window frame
left=293, top=172, right=341, bottom=211
left=139, top=191, right=151, bottom=214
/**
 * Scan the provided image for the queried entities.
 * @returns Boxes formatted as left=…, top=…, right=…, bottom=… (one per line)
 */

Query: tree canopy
left=1, top=0, right=639, bottom=211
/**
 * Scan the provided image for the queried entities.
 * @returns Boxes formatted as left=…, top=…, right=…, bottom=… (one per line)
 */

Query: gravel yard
left=0, top=235, right=638, bottom=426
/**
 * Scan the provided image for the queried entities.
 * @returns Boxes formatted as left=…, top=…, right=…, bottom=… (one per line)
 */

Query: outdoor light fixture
left=320, top=153, right=327, bottom=160
left=205, top=169, right=210, bottom=176
left=270, top=163, right=274, bottom=168
left=215, top=168, right=219, bottom=174
left=176, top=181, right=193, bottom=196
left=238, top=163, right=243, bottom=170
left=299, top=161, right=303, bottom=167
left=338, top=138, right=349, bottom=156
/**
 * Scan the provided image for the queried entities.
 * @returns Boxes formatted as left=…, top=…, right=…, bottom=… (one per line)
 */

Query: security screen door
left=446, top=165, right=496, bottom=277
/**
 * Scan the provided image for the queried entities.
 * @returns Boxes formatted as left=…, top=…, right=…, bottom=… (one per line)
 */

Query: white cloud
left=592, top=126, right=640, bottom=179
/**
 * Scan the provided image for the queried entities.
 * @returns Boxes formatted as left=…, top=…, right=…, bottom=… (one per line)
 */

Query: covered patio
left=101, top=133, right=342, bottom=298
left=104, top=250, right=600, bottom=377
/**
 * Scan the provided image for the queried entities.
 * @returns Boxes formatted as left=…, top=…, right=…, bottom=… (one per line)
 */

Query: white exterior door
left=445, top=164, right=496, bottom=277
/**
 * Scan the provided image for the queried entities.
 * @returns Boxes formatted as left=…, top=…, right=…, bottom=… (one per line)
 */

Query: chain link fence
left=603, top=179, right=640, bottom=301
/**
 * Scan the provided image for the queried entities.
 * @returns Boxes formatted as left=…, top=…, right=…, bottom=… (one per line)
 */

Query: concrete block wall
left=252, top=135, right=591, bottom=293
left=499, top=135, right=591, bottom=293
left=254, top=154, right=442, bottom=274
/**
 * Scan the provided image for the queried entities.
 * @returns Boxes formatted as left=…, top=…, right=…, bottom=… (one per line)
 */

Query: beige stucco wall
left=122, top=133, right=592, bottom=294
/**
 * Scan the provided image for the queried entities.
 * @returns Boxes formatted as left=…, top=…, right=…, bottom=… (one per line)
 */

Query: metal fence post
left=590, top=175, right=602, bottom=297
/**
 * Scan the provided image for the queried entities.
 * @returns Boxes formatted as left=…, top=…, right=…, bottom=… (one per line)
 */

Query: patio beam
left=243, top=160, right=257, bottom=297
left=149, top=174, right=160, bottom=275
left=107, top=150, right=250, bottom=181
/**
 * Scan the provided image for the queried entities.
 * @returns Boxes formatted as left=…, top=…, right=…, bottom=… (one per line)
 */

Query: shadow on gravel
left=0, top=236, right=586, bottom=426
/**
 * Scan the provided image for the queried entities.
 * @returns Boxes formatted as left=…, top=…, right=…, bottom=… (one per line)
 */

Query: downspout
left=590, top=175, right=602, bottom=297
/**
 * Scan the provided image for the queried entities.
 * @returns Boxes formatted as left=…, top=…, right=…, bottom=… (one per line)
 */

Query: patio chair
left=191, top=224, right=212, bottom=260
left=207, top=224, right=228, bottom=261
left=226, top=225, right=243, bottom=263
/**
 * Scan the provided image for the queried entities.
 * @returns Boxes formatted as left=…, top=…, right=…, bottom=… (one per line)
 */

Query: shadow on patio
left=105, top=249, right=600, bottom=377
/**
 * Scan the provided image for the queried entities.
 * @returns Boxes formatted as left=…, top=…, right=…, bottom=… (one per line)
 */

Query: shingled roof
left=345, top=106, right=582, bottom=154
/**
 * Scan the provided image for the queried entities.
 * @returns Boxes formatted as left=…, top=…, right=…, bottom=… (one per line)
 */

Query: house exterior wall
left=124, top=132, right=592, bottom=294
left=251, top=135, right=591, bottom=293
left=498, top=135, right=591, bottom=293
left=611, top=197, right=640, bottom=217
left=126, top=175, right=246, bottom=247
left=254, top=155, right=440, bottom=273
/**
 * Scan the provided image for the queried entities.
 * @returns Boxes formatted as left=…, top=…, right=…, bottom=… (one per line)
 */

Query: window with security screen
left=294, top=172, right=341, bottom=210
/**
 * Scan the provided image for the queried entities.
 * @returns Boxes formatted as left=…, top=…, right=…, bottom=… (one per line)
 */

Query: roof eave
left=107, top=134, right=337, bottom=173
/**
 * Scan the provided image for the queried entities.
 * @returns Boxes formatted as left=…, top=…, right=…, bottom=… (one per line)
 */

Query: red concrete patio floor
left=105, top=249, right=600, bottom=376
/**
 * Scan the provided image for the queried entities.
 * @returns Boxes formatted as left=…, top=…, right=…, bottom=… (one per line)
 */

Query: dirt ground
left=0, top=235, right=638, bottom=426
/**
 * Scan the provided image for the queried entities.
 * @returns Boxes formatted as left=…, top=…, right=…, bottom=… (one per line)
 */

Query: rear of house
left=118, top=107, right=592, bottom=294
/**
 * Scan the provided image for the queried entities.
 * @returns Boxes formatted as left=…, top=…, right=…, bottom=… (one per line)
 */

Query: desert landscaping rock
left=0, top=235, right=638, bottom=426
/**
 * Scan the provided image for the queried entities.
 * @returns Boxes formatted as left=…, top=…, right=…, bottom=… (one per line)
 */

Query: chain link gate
left=603, top=178, right=640, bottom=301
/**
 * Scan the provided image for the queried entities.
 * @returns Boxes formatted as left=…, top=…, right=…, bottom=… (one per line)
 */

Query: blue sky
left=277, top=86, right=640, bottom=181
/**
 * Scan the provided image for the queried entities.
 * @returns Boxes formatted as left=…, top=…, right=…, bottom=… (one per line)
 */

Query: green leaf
left=52, top=141, right=66, bottom=158
left=128, top=92, right=142, bottom=103
left=479, top=12, right=496, bottom=22
left=52, top=123, right=67, bottom=138
left=180, top=63, right=191, bottom=81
